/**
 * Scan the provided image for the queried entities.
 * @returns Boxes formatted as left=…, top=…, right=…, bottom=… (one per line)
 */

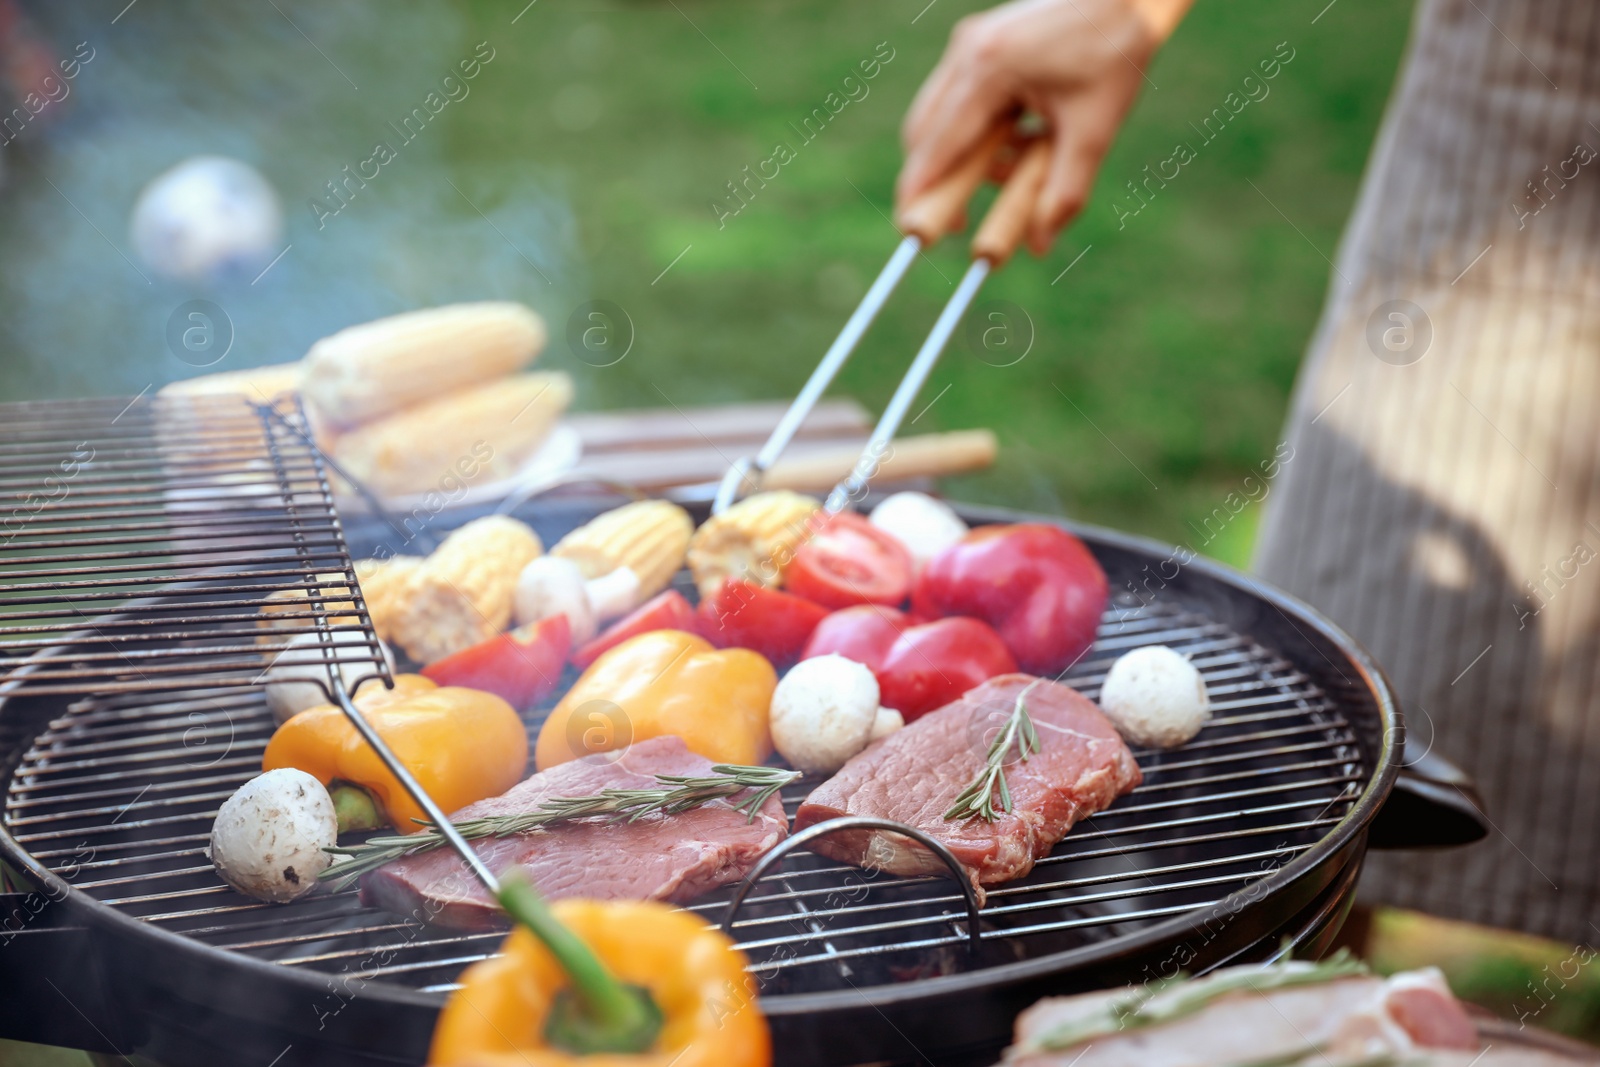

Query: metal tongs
left=314, top=134, right=1054, bottom=902
left=713, top=127, right=1052, bottom=516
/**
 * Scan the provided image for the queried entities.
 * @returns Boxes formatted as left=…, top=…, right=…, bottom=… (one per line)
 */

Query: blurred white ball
left=130, top=156, right=282, bottom=282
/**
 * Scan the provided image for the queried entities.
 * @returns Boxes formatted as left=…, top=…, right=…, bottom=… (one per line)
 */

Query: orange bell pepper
left=534, top=630, right=774, bottom=770
left=263, top=675, right=528, bottom=830
left=428, top=895, right=770, bottom=1067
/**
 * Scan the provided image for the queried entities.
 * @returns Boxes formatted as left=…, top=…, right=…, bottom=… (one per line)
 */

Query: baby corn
left=389, top=516, right=543, bottom=663
left=302, top=302, right=547, bottom=428
left=160, top=362, right=303, bottom=401
left=329, top=372, right=572, bottom=497
left=552, top=499, right=692, bottom=600
left=353, top=555, right=424, bottom=644
left=255, top=576, right=358, bottom=648
left=687, top=490, right=819, bottom=597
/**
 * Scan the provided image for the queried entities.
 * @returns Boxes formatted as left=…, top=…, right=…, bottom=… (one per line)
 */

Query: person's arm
left=897, top=0, right=1193, bottom=255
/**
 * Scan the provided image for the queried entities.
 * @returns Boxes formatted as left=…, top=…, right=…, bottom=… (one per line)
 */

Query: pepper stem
left=328, top=782, right=385, bottom=833
left=496, top=875, right=663, bottom=1055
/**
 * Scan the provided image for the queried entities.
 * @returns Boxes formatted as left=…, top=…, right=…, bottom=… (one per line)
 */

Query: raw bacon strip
left=1002, top=963, right=1484, bottom=1066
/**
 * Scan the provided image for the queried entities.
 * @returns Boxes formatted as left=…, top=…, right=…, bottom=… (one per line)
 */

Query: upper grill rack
left=3, top=594, right=1362, bottom=998
left=0, top=395, right=389, bottom=697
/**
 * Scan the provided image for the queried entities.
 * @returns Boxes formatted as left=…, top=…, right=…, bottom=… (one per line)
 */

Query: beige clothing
left=1255, top=0, right=1600, bottom=943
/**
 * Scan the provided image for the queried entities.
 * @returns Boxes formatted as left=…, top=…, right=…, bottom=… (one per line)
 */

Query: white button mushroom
left=869, top=492, right=969, bottom=569
left=209, top=768, right=337, bottom=902
left=1098, top=644, right=1210, bottom=749
left=869, top=706, right=905, bottom=740
left=515, top=556, right=597, bottom=643
left=264, top=630, right=395, bottom=724
left=770, top=655, right=900, bottom=775
left=583, top=565, right=642, bottom=623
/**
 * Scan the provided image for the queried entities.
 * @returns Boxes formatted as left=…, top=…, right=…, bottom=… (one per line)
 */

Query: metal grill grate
left=0, top=395, right=390, bottom=697
left=2, top=594, right=1362, bottom=999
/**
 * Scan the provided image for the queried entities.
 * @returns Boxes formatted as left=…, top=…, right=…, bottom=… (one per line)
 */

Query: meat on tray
left=360, top=735, right=788, bottom=930
left=1001, top=964, right=1481, bottom=1066
left=793, top=673, right=1141, bottom=900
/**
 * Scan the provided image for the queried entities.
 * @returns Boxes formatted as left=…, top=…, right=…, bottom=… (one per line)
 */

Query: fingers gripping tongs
left=712, top=129, right=1052, bottom=516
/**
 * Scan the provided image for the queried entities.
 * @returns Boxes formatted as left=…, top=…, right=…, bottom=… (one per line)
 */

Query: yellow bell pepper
left=534, top=630, right=775, bottom=771
left=428, top=896, right=770, bottom=1067
left=263, top=675, right=528, bottom=830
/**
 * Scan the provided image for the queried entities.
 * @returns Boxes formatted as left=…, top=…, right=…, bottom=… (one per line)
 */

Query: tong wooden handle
left=972, top=139, right=1051, bottom=265
left=895, top=125, right=1012, bottom=244
left=765, top=429, right=998, bottom=492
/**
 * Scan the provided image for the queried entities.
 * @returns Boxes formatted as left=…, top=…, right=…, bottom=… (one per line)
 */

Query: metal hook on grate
left=720, top=816, right=983, bottom=952
left=251, top=401, right=442, bottom=556
left=326, top=686, right=502, bottom=894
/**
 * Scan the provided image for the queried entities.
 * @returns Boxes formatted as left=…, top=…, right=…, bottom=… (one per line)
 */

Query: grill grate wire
left=0, top=395, right=390, bottom=697
left=4, top=597, right=1362, bottom=998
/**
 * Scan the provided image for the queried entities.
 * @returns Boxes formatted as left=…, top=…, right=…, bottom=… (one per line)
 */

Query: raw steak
left=359, top=735, right=788, bottom=930
left=793, top=674, right=1140, bottom=900
left=1002, top=964, right=1480, bottom=1066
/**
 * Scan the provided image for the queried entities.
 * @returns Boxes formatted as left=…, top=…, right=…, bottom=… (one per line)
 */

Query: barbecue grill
left=0, top=395, right=1486, bottom=1067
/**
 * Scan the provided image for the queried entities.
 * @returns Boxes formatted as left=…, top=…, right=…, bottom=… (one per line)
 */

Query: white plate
left=332, top=425, right=584, bottom=513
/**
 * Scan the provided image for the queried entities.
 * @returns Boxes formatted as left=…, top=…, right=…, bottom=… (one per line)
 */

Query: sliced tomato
left=570, top=590, right=699, bottom=670
left=422, top=613, right=571, bottom=709
left=698, top=578, right=829, bottom=667
left=784, top=512, right=912, bottom=610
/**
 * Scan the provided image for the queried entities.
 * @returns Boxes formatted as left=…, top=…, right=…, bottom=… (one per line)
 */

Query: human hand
left=897, top=0, right=1191, bottom=254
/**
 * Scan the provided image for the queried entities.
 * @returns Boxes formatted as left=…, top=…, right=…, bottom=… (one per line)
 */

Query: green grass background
left=443, top=0, right=1414, bottom=565
left=0, top=0, right=1413, bottom=569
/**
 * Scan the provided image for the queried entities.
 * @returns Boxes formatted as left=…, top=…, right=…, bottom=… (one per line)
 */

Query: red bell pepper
left=570, top=589, right=699, bottom=670
left=912, top=523, right=1107, bottom=673
left=698, top=578, right=828, bottom=667
left=421, top=613, right=571, bottom=709
left=801, top=605, right=1016, bottom=720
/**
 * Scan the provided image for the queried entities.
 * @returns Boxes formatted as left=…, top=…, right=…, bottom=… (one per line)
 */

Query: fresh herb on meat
left=321, top=763, right=799, bottom=890
left=943, top=681, right=1042, bottom=822
left=1020, top=951, right=1370, bottom=1052
left=1216, top=1051, right=1419, bottom=1067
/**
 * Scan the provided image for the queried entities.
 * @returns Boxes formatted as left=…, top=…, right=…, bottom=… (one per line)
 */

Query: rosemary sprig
left=944, top=680, right=1043, bottom=822
left=1020, top=950, right=1370, bottom=1053
left=1218, top=1052, right=1423, bottom=1067
left=318, top=763, right=799, bottom=891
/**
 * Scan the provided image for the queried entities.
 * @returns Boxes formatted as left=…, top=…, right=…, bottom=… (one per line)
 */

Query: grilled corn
left=159, top=362, right=303, bottom=401
left=687, top=490, right=819, bottom=597
left=551, top=499, right=692, bottom=601
left=353, top=555, right=424, bottom=643
left=255, top=576, right=358, bottom=648
left=388, top=516, right=543, bottom=663
left=302, top=302, right=547, bottom=428
left=329, top=372, right=572, bottom=497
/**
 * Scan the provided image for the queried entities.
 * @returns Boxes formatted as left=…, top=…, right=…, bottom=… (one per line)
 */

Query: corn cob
left=551, top=499, right=692, bottom=601
left=687, top=490, right=820, bottom=597
left=159, top=362, right=303, bottom=401
left=255, top=575, right=358, bottom=648
left=301, top=302, right=547, bottom=428
left=388, top=516, right=543, bottom=663
left=329, top=372, right=572, bottom=497
left=353, top=555, right=424, bottom=643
